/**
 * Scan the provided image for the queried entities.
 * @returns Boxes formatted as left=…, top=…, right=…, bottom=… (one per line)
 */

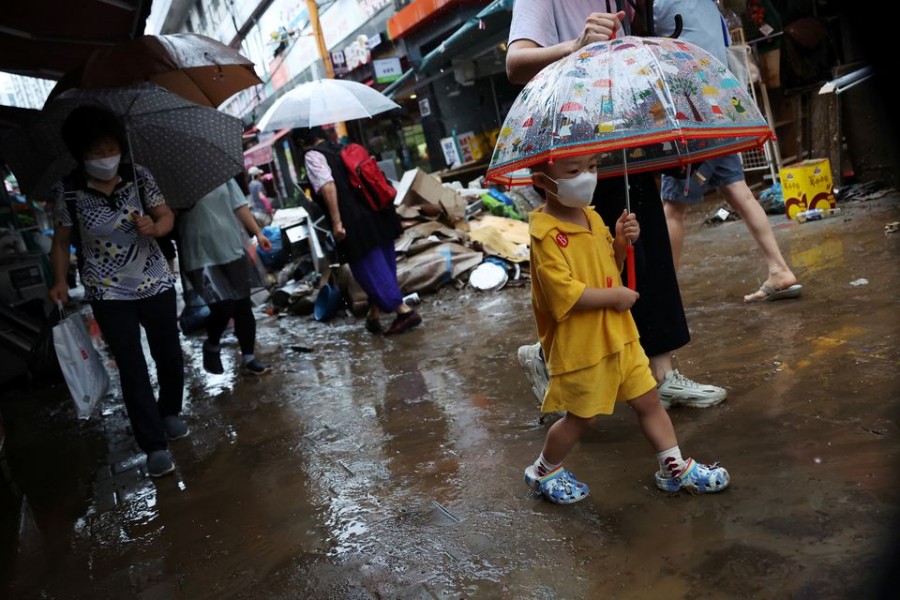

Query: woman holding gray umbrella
left=47, top=106, right=187, bottom=479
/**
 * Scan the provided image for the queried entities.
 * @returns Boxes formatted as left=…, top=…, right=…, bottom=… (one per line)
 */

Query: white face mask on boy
left=84, top=154, right=121, bottom=181
left=548, top=171, right=597, bottom=208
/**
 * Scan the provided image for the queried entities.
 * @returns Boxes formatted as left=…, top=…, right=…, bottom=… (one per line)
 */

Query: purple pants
left=349, top=242, right=403, bottom=312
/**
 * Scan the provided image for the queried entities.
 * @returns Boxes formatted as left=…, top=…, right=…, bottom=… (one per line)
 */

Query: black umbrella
left=2, top=83, right=244, bottom=209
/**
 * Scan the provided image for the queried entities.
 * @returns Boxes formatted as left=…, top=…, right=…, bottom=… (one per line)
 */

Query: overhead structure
left=0, top=1, right=152, bottom=80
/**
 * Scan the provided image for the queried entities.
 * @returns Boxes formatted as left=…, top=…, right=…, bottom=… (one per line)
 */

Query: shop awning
left=0, top=1, right=152, bottom=80
left=384, top=0, right=512, bottom=98
left=243, top=128, right=291, bottom=169
left=387, top=0, right=484, bottom=41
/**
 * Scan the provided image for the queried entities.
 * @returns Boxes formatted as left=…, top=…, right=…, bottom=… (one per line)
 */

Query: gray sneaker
left=657, top=370, right=727, bottom=409
left=147, top=450, right=175, bottom=478
left=163, top=415, right=190, bottom=440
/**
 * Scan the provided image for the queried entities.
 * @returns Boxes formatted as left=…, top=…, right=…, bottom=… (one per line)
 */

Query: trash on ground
left=780, top=159, right=838, bottom=220
left=836, top=180, right=892, bottom=202
left=796, top=207, right=841, bottom=223
left=468, top=260, right=509, bottom=291
left=757, top=182, right=784, bottom=214
left=705, top=205, right=740, bottom=224
left=849, top=278, right=869, bottom=287
left=467, top=225, right=529, bottom=263
left=885, top=221, right=899, bottom=234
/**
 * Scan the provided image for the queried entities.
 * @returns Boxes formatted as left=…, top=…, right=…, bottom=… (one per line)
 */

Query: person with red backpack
left=297, top=126, right=421, bottom=336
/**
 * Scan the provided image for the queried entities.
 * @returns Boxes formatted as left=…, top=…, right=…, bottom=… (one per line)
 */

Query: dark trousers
left=594, top=173, right=691, bottom=357
left=205, top=297, right=255, bottom=356
left=91, top=288, right=184, bottom=454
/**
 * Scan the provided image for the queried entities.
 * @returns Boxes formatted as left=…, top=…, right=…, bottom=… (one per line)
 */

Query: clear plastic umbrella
left=487, top=36, right=773, bottom=184
left=486, top=36, right=774, bottom=288
left=255, top=79, right=401, bottom=132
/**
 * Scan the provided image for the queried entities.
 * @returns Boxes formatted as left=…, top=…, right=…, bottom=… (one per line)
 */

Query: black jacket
left=309, top=141, right=402, bottom=263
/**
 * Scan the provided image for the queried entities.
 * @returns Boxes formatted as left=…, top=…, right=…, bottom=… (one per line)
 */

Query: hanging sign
left=440, top=137, right=461, bottom=167
left=374, top=57, right=403, bottom=84
left=344, top=35, right=372, bottom=72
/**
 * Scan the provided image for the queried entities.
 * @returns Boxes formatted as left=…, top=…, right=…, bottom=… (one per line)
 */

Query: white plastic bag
left=726, top=44, right=757, bottom=89
left=52, top=304, right=109, bottom=419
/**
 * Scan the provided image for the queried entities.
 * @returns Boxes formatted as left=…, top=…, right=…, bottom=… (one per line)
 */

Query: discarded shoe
left=517, top=342, right=549, bottom=406
left=524, top=465, right=590, bottom=504
left=655, top=458, right=730, bottom=494
left=384, top=310, right=422, bottom=336
left=744, top=283, right=802, bottom=303
left=241, top=358, right=272, bottom=376
left=147, top=450, right=175, bottom=478
left=163, top=415, right=190, bottom=440
left=202, top=341, right=224, bottom=375
left=657, top=370, right=726, bottom=409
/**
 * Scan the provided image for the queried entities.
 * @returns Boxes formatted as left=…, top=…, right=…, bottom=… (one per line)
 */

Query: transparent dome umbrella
left=486, top=36, right=774, bottom=289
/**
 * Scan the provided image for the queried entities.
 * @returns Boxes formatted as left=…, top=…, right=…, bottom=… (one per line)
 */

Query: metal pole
left=306, top=0, right=348, bottom=141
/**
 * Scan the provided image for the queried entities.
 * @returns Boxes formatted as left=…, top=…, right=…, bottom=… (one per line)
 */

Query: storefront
left=383, top=0, right=517, bottom=180
left=243, top=128, right=295, bottom=204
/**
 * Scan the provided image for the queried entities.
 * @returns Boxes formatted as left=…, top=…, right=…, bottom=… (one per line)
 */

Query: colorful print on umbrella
left=487, top=36, right=774, bottom=185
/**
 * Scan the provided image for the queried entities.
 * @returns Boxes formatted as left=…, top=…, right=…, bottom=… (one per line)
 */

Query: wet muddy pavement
left=2, top=195, right=898, bottom=600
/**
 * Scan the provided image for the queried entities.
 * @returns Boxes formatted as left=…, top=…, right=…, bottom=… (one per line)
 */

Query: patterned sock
left=242, top=353, right=256, bottom=364
left=534, top=453, right=561, bottom=477
left=657, top=446, right=686, bottom=478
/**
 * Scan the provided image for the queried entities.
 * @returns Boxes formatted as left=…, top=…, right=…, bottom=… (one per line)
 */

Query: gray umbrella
left=2, top=82, right=244, bottom=209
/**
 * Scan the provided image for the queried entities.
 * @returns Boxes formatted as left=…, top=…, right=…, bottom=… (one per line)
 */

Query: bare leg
left=628, top=388, right=677, bottom=453
left=720, top=181, right=798, bottom=300
left=649, top=353, right=673, bottom=383
left=662, top=200, right=689, bottom=271
left=540, top=413, right=595, bottom=465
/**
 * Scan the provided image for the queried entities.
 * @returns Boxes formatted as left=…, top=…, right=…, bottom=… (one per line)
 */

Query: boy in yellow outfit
left=524, top=153, right=730, bottom=504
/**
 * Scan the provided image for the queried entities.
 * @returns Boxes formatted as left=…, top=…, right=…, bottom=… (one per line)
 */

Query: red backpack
left=340, top=143, right=397, bottom=212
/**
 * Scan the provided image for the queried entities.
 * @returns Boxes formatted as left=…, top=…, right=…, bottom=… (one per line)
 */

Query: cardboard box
left=438, top=188, right=467, bottom=222
left=394, top=168, right=445, bottom=208
left=779, top=159, right=836, bottom=220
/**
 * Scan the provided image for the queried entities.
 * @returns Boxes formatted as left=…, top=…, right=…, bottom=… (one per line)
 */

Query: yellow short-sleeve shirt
left=529, top=206, right=640, bottom=375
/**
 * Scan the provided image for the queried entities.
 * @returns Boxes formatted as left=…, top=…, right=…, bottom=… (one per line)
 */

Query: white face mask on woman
left=84, top=154, right=121, bottom=181
left=548, top=171, right=597, bottom=208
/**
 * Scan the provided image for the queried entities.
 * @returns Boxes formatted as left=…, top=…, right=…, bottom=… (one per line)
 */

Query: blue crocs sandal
left=655, top=458, right=730, bottom=494
left=525, top=466, right=590, bottom=504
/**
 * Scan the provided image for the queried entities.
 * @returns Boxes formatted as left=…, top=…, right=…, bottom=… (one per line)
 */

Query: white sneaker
left=517, top=342, right=549, bottom=407
left=657, top=369, right=726, bottom=409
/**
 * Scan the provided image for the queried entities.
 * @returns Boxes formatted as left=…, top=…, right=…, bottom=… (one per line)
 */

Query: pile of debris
left=253, top=168, right=540, bottom=322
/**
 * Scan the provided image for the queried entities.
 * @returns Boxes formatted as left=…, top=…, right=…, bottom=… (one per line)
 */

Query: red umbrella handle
left=626, top=245, right=636, bottom=291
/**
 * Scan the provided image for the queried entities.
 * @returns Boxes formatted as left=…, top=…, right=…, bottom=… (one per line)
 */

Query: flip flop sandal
left=535, top=467, right=590, bottom=505
left=744, top=283, right=802, bottom=303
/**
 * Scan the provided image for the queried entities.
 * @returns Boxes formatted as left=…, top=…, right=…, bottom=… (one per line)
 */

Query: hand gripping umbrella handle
left=626, top=244, right=636, bottom=291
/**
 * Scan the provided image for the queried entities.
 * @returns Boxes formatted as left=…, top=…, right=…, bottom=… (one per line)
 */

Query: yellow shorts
left=542, top=341, right=656, bottom=417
